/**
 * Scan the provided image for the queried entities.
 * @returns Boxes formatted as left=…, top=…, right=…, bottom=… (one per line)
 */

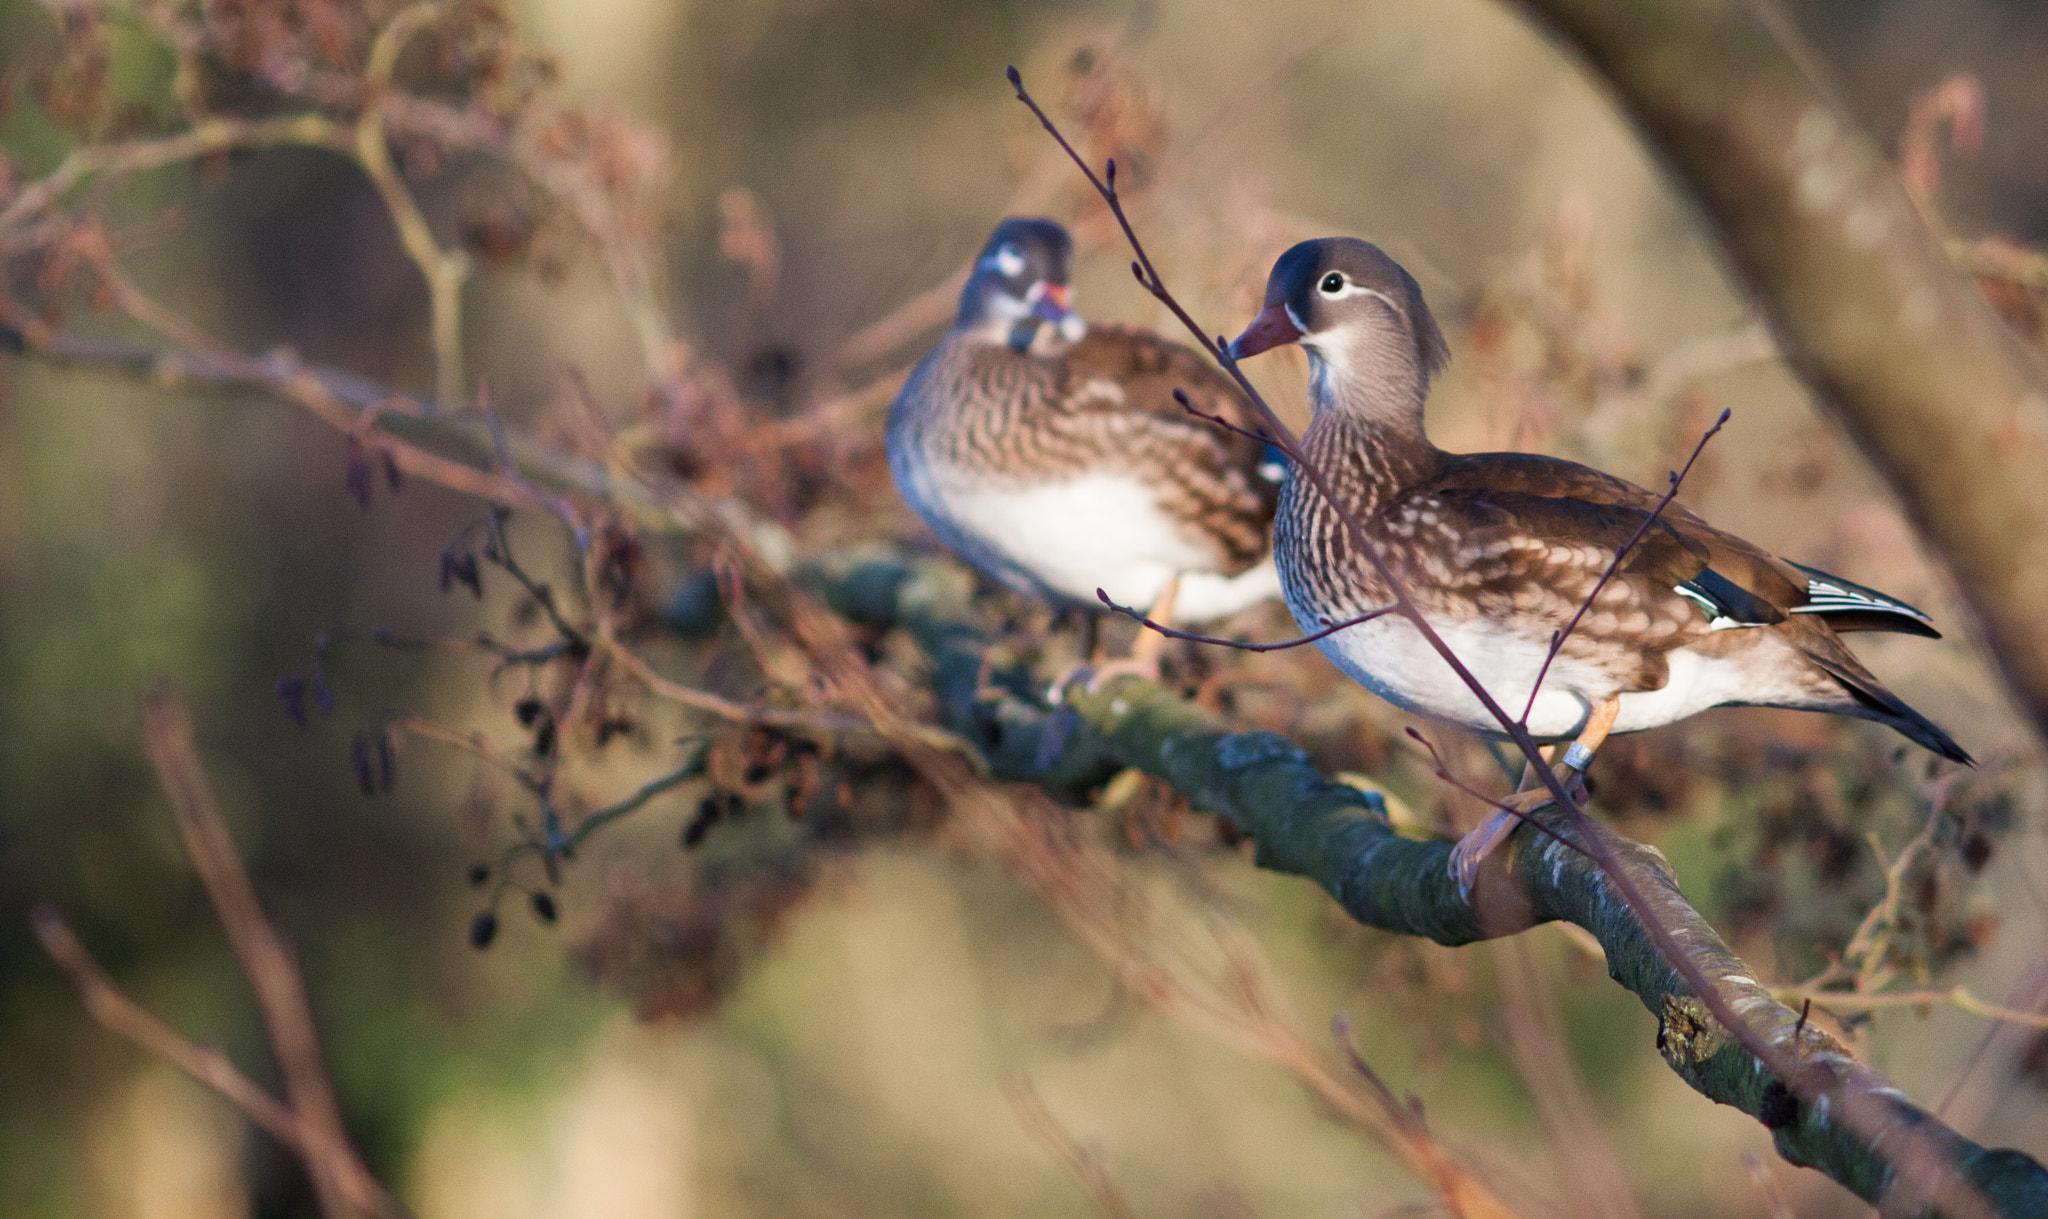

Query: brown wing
left=1347, top=451, right=1834, bottom=691
left=1432, top=451, right=1812, bottom=617
left=1381, top=486, right=1705, bottom=687
left=1050, top=323, right=1281, bottom=570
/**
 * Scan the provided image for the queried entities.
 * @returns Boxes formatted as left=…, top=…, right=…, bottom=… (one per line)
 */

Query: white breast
left=895, top=453, right=1268, bottom=618
left=1299, top=609, right=1610, bottom=736
left=1292, top=594, right=1801, bottom=740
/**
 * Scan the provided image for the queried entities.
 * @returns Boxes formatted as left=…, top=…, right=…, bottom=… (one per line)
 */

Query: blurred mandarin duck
left=888, top=217, right=1282, bottom=677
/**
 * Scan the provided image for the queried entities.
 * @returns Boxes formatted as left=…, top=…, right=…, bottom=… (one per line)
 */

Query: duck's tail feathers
left=1788, top=563, right=1942, bottom=639
left=1804, top=646, right=1973, bottom=766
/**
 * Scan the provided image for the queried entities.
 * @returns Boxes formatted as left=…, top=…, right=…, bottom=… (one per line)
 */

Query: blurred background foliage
left=2, top=1, right=2047, bottom=1216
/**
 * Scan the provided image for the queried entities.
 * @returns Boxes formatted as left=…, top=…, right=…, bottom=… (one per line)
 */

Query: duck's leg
left=1125, top=575, right=1179, bottom=674
left=1513, top=744, right=1557, bottom=792
left=1448, top=697, right=1621, bottom=901
left=1078, top=611, right=1102, bottom=666
left=1061, top=575, right=1181, bottom=693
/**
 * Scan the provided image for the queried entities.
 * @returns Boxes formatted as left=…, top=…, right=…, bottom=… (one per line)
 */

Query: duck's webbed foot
left=1447, top=696, right=1620, bottom=902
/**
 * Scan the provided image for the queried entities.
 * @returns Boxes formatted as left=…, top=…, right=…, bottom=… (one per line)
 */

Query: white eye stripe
left=1319, top=279, right=1399, bottom=307
left=981, top=244, right=1026, bottom=278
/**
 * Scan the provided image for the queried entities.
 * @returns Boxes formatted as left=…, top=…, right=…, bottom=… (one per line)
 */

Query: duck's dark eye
left=1318, top=272, right=1345, bottom=294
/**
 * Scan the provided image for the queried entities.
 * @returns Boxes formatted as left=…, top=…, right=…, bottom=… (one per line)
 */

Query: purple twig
left=1173, top=387, right=1275, bottom=445
left=1095, top=588, right=1394, bottom=652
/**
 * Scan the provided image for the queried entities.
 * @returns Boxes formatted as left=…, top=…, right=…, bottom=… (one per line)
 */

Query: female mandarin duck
left=889, top=218, right=1282, bottom=674
left=1227, top=238, right=1968, bottom=891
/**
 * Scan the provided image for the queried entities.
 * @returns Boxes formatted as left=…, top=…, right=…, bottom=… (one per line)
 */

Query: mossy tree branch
left=821, top=555, right=2048, bottom=1218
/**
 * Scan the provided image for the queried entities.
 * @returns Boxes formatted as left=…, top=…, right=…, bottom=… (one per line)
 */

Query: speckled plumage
left=889, top=219, right=1280, bottom=620
left=1238, top=237, right=1969, bottom=762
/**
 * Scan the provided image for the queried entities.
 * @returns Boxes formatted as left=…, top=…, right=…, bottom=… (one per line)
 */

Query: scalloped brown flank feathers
left=886, top=217, right=1283, bottom=623
left=1235, top=237, right=1970, bottom=765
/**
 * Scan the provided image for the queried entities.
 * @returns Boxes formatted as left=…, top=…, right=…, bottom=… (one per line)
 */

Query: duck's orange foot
left=1447, top=787, right=1552, bottom=902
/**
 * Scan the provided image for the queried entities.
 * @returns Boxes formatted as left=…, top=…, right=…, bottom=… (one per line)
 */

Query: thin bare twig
left=480, top=404, right=590, bottom=557
left=1174, top=387, right=1276, bottom=445
left=1402, top=728, right=1589, bottom=859
left=736, top=368, right=911, bottom=454
left=0, top=114, right=352, bottom=236
left=35, top=694, right=412, bottom=1219
left=597, top=623, right=866, bottom=734
left=319, top=625, right=576, bottom=670
left=5, top=323, right=538, bottom=507
left=1330, top=1015, right=1521, bottom=1217
left=1489, top=937, right=1644, bottom=1219
left=1772, top=984, right=2048, bottom=1030
left=1096, top=588, right=1395, bottom=652
left=391, top=713, right=547, bottom=792
left=31, top=908, right=314, bottom=1157
left=553, top=744, right=710, bottom=855
left=30, top=906, right=412, bottom=1219
left=1007, top=1079, right=1141, bottom=1219
left=355, top=1, right=471, bottom=407
left=1740, top=1152, right=1799, bottom=1219
left=139, top=692, right=389, bottom=1219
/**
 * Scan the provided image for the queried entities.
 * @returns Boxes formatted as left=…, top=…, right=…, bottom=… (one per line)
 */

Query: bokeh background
left=4, top=1, right=2048, bottom=1216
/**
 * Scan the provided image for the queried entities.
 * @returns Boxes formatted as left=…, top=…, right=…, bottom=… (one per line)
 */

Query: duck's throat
left=1296, top=408, right=1441, bottom=520
left=1305, top=345, right=1428, bottom=443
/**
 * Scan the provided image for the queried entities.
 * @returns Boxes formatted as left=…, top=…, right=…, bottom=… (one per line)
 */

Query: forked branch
left=37, top=692, right=412, bottom=1219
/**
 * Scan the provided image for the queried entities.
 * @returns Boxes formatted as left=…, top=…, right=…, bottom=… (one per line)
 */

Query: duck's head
left=955, top=217, right=1086, bottom=351
left=1228, top=238, right=1448, bottom=418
